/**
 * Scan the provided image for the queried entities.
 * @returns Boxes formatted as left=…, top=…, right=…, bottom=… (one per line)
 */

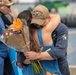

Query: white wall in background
left=18, top=0, right=36, bottom=3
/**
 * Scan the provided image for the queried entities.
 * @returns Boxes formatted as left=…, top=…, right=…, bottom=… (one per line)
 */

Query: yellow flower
left=6, top=32, right=9, bottom=36
left=11, top=18, right=22, bottom=31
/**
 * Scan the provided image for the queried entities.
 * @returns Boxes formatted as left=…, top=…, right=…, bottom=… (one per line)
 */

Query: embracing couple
left=17, top=5, right=70, bottom=75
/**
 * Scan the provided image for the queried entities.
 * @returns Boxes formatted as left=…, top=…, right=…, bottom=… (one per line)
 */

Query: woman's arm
left=46, top=14, right=61, bottom=34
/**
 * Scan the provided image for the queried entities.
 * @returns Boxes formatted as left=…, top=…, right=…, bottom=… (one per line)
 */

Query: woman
left=24, top=5, right=62, bottom=75
left=0, top=3, right=15, bottom=75
left=17, top=7, right=61, bottom=75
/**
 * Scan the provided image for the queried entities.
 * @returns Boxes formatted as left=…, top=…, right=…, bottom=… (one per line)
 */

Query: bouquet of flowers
left=0, top=18, right=42, bottom=75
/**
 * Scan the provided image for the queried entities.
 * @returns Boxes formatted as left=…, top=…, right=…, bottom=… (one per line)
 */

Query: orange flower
left=11, top=18, right=22, bottom=31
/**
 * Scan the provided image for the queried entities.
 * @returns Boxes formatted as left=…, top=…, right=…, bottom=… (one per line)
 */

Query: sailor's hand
left=24, top=51, right=40, bottom=60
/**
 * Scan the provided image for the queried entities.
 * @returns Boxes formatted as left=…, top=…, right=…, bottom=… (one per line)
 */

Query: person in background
left=0, top=0, right=15, bottom=75
left=0, top=7, right=9, bottom=75
left=50, top=8, right=58, bottom=14
left=0, top=0, right=15, bottom=24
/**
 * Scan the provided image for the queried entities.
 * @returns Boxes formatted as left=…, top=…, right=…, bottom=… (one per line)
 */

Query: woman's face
left=0, top=5, right=10, bottom=14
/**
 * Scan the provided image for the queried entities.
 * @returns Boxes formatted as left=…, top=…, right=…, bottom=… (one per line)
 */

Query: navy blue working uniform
left=0, top=13, right=8, bottom=75
left=0, top=12, right=13, bottom=75
left=48, top=23, right=70, bottom=75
